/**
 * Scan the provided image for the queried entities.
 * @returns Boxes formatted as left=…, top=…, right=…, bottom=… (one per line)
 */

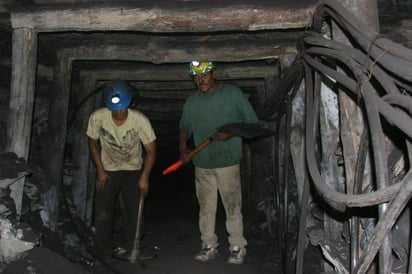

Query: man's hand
left=140, top=141, right=156, bottom=196
left=96, top=171, right=109, bottom=191
left=179, top=149, right=193, bottom=164
left=139, top=177, right=150, bottom=196
left=88, top=137, right=109, bottom=191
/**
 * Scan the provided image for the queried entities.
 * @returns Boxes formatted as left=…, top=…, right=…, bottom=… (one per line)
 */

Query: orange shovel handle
left=162, top=160, right=183, bottom=175
left=162, top=138, right=213, bottom=175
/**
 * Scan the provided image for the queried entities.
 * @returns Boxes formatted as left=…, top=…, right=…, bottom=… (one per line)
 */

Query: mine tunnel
left=0, top=0, right=412, bottom=273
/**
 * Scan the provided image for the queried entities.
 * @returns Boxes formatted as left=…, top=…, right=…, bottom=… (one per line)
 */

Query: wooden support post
left=6, top=28, right=37, bottom=218
left=43, top=53, right=73, bottom=230
left=290, top=81, right=306, bottom=204
left=319, top=80, right=344, bottom=273
left=337, top=0, right=384, bottom=272
left=6, top=28, right=37, bottom=160
left=71, top=75, right=98, bottom=225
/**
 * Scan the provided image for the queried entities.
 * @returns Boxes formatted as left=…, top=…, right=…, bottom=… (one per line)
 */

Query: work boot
left=194, top=245, right=218, bottom=262
left=227, top=246, right=246, bottom=264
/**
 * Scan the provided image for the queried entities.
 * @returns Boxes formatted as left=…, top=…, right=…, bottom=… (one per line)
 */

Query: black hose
left=297, top=1, right=412, bottom=273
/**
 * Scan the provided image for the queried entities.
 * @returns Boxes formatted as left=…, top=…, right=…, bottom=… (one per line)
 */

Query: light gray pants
left=195, top=164, right=247, bottom=251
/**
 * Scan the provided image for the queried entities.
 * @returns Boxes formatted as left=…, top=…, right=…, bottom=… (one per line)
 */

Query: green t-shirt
left=179, top=83, right=258, bottom=169
left=86, top=108, right=156, bottom=171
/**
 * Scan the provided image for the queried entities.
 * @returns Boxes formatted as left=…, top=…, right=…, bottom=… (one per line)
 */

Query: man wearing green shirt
left=179, top=61, right=258, bottom=264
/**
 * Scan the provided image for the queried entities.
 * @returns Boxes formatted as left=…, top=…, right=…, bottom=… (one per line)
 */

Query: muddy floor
left=2, top=162, right=277, bottom=274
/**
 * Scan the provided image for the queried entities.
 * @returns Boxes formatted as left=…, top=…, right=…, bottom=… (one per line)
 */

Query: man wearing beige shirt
left=86, top=80, right=156, bottom=258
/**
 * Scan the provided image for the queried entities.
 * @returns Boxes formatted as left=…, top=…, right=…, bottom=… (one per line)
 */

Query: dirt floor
left=2, top=163, right=277, bottom=274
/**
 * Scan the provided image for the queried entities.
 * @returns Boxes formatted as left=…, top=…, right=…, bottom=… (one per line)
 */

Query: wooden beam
left=70, top=76, right=97, bottom=225
left=337, top=1, right=382, bottom=272
left=11, top=3, right=315, bottom=32
left=6, top=28, right=37, bottom=219
left=54, top=43, right=295, bottom=64
left=43, top=51, right=73, bottom=230
left=74, top=60, right=278, bottom=80
left=6, top=28, right=37, bottom=159
left=136, top=80, right=265, bottom=94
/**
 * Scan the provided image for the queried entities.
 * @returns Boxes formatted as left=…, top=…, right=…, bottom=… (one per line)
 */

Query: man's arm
left=139, top=141, right=156, bottom=195
left=179, top=128, right=193, bottom=163
left=88, top=137, right=108, bottom=191
left=179, top=128, right=189, bottom=152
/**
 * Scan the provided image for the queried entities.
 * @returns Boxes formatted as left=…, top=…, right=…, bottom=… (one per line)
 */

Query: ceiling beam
left=11, top=2, right=315, bottom=32
left=77, top=61, right=278, bottom=81
left=57, top=42, right=295, bottom=64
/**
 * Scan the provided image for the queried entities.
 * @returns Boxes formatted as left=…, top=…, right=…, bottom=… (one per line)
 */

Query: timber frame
left=6, top=1, right=315, bottom=229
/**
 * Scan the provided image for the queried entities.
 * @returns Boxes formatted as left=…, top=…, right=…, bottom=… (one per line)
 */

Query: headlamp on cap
left=111, top=93, right=121, bottom=104
left=189, top=61, right=215, bottom=76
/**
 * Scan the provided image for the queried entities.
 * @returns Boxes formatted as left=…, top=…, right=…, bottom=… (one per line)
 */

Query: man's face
left=111, top=108, right=128, bottom=121
left=193, top=70, right=217, bottom=93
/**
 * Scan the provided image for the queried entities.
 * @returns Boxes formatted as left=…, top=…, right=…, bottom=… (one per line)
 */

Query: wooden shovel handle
left=130, top=194, right=145, bottom=263
left=189, top=138, right=212, bottom=157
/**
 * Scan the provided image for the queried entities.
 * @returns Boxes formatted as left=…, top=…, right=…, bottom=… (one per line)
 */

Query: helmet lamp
left=111, top=94, right=121, bottom=104
left=104, top=80, right=133, bottom=111
left=189, top=61, right=214, bottom=76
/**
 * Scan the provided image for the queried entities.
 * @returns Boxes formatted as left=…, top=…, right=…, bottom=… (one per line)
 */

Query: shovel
left=129, top=193, right=155, bottom=263
left=162, top=122, right=274, bottom=175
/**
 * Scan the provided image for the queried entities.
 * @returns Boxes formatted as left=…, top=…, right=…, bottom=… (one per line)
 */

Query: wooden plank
left=37, top=30, right=299, bottom=64
left=75, top=61, right=278, bottom=80
left=319, top=82, right=342, bottom=238
left=7, top=28, right=37, bottom=158
left=11, top=3, right=315, bottom=32
left=54, top=43, right=295, bottom=64
left=337, top=1, right=382, bottom=272
left=43, top=52, right=73, bottom=230
left=6, top=28, right=37, bottom=218
left=137, top=80, right=265, bottom=92
left=70, top=77, right=97, bottom=225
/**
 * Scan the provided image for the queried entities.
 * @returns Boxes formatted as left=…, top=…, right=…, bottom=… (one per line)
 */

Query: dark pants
left=93, top=170, right=141, bottom=251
